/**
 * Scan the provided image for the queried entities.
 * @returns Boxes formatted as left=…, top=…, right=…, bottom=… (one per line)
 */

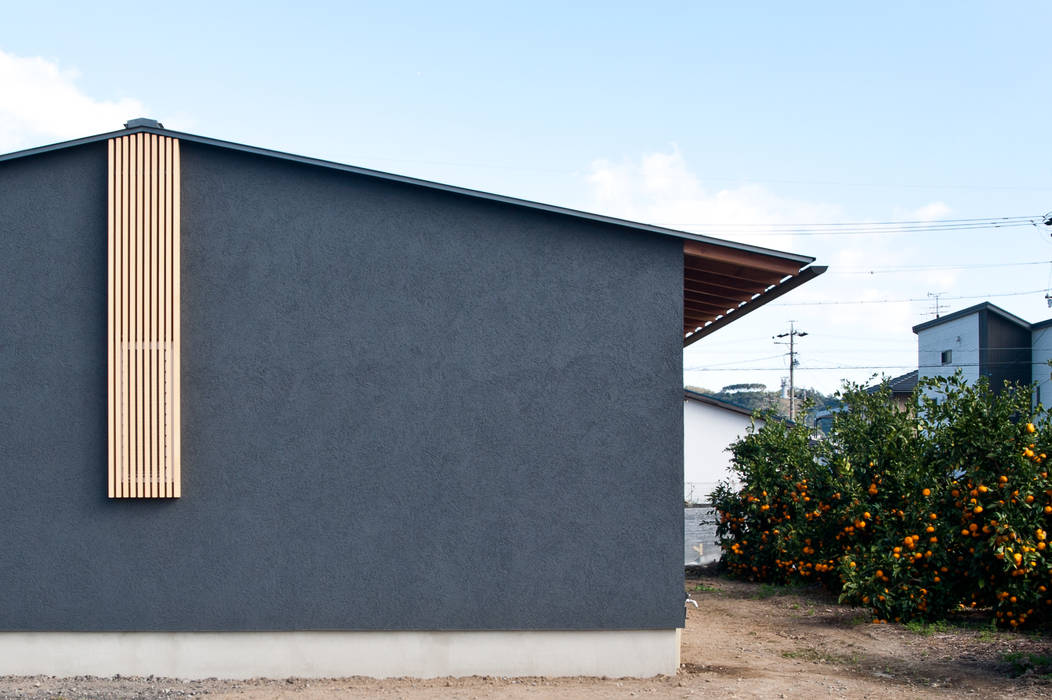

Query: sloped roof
left=865, top=369, right=918, bottom=395
left=0, top=122, right=825, bottom=345
left=912, top=302, right=1031, bottom=334
left=683, top=389, right=755, bottom=417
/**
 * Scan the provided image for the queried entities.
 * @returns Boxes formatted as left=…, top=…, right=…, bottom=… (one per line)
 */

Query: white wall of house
left=683, top=399, right=759, bottom=503
left=917, top=314, right=980, bottom=385
left=1033, top=326, right=1052, bottom=406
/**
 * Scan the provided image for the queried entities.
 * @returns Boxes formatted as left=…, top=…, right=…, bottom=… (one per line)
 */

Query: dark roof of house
left=0, top=121, right=825, bottom=346
left=912, top=302, right=1032, bottom=334
left=1032, top=318, right=1052, bottom=331
left=683, top=389, right=756, bottom=418
left=866, top=369, right=918, bottom=395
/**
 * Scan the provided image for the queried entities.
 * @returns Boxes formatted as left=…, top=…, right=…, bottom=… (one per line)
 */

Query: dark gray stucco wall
left=0, top=141, right=684, bottom=631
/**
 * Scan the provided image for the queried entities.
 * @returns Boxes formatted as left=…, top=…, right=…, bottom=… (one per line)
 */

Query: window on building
left=941, top=350, right=952, bottom=365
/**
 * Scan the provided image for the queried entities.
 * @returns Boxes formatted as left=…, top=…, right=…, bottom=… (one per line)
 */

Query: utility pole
left=774, top=322, right=807, bottom=421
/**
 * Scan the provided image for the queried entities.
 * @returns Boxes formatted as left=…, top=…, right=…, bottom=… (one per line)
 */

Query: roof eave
left=684, top=265, right=827, bottom=347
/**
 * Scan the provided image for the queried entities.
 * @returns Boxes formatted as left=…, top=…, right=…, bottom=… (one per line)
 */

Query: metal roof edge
left=911, top=301, right=1031, bottom=334
left=0, top=127, right=134, bottom=164
left=1031, top=318, right=1052, bottom=331
left=0, top=125, right=815, bottom=265
left=683, top=389, right=756, bottom=417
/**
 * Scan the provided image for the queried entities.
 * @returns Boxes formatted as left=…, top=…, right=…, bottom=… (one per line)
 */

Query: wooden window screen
left=107, top=134, right=181, bottom=498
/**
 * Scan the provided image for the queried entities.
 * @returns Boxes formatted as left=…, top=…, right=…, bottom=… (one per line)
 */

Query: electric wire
left=663, top=215, right=1044, bottom=237
left=686, top=361, right=1052, bottom=372
left=685, top=222, right=1037, bottom=238
left=773, top=288, right=1045, bottom=307
left=833, top=261, right=1051, bottom=275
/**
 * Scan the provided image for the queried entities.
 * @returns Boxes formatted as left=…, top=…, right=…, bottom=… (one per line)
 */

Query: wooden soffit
left=682, top=240, right=825, bottom=347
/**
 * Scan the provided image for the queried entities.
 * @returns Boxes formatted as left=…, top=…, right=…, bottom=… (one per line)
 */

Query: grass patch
left=1003, top=652, right=1052, bottom=678
left=781, top=648, right=859, bottom=666
left=904, top=620, right=952, bottom=636
left=752, top=582, right=808, bottom=599
left=691, top=583, right=718, bottom=593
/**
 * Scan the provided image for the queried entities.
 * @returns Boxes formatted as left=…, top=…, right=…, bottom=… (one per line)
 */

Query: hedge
left=712, top=373, right=1052, bottom=627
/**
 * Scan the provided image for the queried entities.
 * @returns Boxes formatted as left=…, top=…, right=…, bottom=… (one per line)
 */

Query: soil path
left=2, top=571, right=1050, bottom=699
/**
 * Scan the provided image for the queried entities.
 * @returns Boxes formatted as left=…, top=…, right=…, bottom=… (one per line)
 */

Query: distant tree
left=721, top=383, right=767, bottom=393
left=687, top=383, right=839, bottom=422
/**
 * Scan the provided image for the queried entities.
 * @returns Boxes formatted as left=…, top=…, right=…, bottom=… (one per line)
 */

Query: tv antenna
left=926, top=291, right=949, bottom=319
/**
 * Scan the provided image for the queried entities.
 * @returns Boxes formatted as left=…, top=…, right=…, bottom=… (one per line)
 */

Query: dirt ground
left=2, top=569, right=1051, bottom=699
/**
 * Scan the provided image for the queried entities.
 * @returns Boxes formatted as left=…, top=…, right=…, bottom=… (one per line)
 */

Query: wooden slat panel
left=135, top=133, right=144, bottom=497
left=172, top=138, right=181, bottom=498
left=121, top=136, right=130, bottom=498
left=108, top=134, right=181, bottom=498
left=143, top=134, right=151, bottom=497
left=161, top=138, right=170, bottom=498
left=107, top=140, right=115, bottom=499
left=149, top=134, right=158, bottom=498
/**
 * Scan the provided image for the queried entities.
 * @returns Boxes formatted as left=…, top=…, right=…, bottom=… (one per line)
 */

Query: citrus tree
left=712, top=372, right=1052, bottom=627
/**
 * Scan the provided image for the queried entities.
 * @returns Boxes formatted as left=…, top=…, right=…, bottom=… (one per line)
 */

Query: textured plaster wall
left=0, top=141, right=684, bottom=631
left=917, top=315, right=979, bottom=385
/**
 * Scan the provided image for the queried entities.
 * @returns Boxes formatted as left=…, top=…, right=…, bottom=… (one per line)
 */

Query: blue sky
left=3, top=2, right=1051, bottom=393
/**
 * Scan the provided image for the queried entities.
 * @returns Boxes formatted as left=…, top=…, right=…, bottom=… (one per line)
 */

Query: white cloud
left=911, top=201, right=951, bottom=221
left=586, top=147, right=960, bottom=393
left=0, top=49, right=145, bottom=152
left=585, top=146, right=843, bottom=251
left=893, top=200, right=951, bottom=222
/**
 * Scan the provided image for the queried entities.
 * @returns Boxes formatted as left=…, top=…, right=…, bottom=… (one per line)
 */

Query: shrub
left=713, top=373, right=1052, bottom=627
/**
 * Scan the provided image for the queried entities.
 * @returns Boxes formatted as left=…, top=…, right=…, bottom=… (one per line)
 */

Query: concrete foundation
left=0, top=629, right=680, bottom=679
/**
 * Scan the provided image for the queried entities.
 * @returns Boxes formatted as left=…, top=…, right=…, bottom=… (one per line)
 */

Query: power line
left=660, top=215, right=1045, bottom=237
left=683, top=222, right=1038, bottom=238
left=686, top=361, right=1052, bottom=372
left=697, top=347, right=1041, bottom=357
left=673, top=179, right=1051, bottom=192
left=660, top=212, right=1039, bottom=231
left=833, top=260, right=1052, bottom=275
left=698, top=353, right=787, bottom=368
left=328, top=155, right=1052, bottom=192
left=675, top=215, right=1039, bottom=227
left=773, top=288, right=1045, bottom=307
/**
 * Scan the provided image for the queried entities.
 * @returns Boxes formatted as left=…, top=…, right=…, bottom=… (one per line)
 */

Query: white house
left=913, top=302, right=1050, bottom=403
left=683, top=390, right=761, bottom=503
left=1032, top=320, right=1052, bottom=405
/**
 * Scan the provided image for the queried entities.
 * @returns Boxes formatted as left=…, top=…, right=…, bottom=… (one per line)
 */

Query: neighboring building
left=865, top=369, right=918, bottom=411
left=1032, top=320, right=1052, bottom=405
left=0, top=120, right=823, bottom=678
left=913, top=302, right=1049, bottom=402
left=683, top=390, right=761, bottom=504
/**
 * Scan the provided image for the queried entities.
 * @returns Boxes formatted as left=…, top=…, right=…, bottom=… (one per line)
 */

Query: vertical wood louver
left=107, top=133, right=181, bottom=498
